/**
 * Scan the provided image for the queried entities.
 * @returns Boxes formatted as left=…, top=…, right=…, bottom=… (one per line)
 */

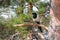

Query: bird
left=32, top=12, right=43, bottom=32
left=32, top=12, right=37, bottom=19
left=32, top=5, right=38, bottom=12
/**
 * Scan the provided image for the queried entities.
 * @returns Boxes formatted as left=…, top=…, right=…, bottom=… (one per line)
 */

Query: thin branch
left=26, top=32, right=45, bottom=40
left=38, top=32, right=45, bottom=39
left=13, top=22, right=48, bottom=31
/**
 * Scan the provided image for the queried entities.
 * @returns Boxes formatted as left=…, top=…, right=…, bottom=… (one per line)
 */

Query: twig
left=10, top=32, right=20, bottom=40
left=13, top=22, right=48, bottom=31
left=38, top=32, right=44, bottom=39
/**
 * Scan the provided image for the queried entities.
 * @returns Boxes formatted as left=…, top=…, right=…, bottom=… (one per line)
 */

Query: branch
left=26, top=32, right=45, bottom=40
left=13, top=22, right=48, bottom=31
left=38, top=32, right=45, bottom=39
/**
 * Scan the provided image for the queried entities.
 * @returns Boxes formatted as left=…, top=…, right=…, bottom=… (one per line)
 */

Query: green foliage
left=15, top=6, right=23, bottom=14
left=1, top=0, right=10, bottom=7
left=0, top=0, right=50, bottom=40
left=38, top=2, right=47, bottom=14
left=37, top=2, right=50, bottom=26
left=0, top=14, right=31, bottom=39
left=39, top=7, right=46, bottom=14
left=26, top=0, right=38, bottom=3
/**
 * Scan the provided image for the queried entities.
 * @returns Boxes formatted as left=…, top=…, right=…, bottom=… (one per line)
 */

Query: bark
left=49, top=0, right=60, bottom=40
left=28, top=2, right=33, bottom=19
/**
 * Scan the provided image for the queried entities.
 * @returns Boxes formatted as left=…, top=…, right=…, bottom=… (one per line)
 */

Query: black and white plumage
left=32, top=5, right=38, bottom=12
left=32, top=13, right=37, bottom=19
left=32, top=12, right=43, bottom=32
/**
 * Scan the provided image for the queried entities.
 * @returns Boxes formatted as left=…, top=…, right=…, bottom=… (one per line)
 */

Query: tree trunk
left=49, top=0, right=60, bottom=40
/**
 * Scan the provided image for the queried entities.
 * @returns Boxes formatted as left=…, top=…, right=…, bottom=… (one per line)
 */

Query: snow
left=1, top=14, right=8, bottom=19
left=0, top=6, right=17, bottom=20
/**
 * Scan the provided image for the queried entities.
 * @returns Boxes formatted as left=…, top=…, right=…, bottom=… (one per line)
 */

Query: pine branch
left=13, top=22, right=48, bottom=31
